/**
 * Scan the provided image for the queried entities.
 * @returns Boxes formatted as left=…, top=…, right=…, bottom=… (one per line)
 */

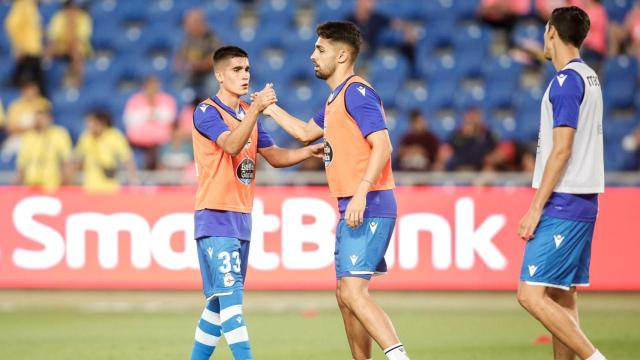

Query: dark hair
left=212, top=46, right=248, bottom=67
left=316, top=21, right=362, bottom=60
left=88, top=111, right=113, bottom=127
left=548, top=6, right=590, bottom=48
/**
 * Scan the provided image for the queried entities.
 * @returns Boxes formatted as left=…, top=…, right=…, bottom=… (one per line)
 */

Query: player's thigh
left=335, top=217, right=395, bottom=277
left=198, top=236, right=247, bottom=296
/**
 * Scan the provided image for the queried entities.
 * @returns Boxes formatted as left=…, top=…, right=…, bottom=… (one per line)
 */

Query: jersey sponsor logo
left=350, top=255, right=358, bottom=265
left=199, top=104, right=209, bottom=113
left=586, top=75, right=600, bottom=87
left=223, top=272, right=235, bottom=287
left=323, top=140, right=333, bottom=167
left=369, top=221, right=378, bottom=234
left=554, top=234, right=564, bottom=248
left=556, top=74, right=568, bottom=87
left=236, top=158, right=255, bottom=185
left=528, top=265, right=538, bottom=277
left=356, top=85, right=366, bottom=96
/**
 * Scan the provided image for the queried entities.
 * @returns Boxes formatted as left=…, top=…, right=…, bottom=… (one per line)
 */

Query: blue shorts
left=196, top=236, right=250, bottom=299
left=520, top=216, right=594, bottom=290
left=335, top=217, right=395, bottom=280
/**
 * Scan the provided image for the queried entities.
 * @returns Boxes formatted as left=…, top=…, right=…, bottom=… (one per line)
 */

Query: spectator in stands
left=479, top=0, right=531, bottom=34
left=1, top=81, right=51, bottom=160
left=123, top=75, right=177, bottom=170
left=611, top=0, right=640, bottom=58
left=580, top=0, right=609, bottom=68
left=15, top=108, right=72, bottom=192
left=443, top=107, right=498, bottom=171
left=346, top=0, right=419, bottom=68
left=174, top=8, right=221, bottom=100
left=159, top=124, right=194, bottom=172
left=73, top=111, right=137, bottom=193
left=622, top=126, right=640, bottom=169
left=47, top=0, right=93, bottom=88
left=4, top=0, right=45, bottom=93
left=396, top=109, right=440, bottom=171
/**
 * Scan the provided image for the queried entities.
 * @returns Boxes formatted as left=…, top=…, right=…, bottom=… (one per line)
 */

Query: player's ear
left=337, top=48, right=349, bottom=65
left=214, top=69, right=223, bottom=83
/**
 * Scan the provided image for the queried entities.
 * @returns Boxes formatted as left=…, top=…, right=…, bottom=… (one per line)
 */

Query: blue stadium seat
left=428, top=108, right=459, bottom=141
left=482, top=55, right=523, bottom=86
left=258, top=0, right=296, bottom=27
left=386, top=108, right=410, bottom=147
left=425, top=79, right=457, bottom=113
left=315, top=0, right=354, bottom=23
left=419, top=53, right=462, bottom=85
left=421, top=0, right=457, bottom=23
left=454, top=51, right=484, bottom=80
left=113, top=1, right=148, bottom=24
left=514, top=87, right=544, bottom=114
left=603, top=55, right=638, bottom=81
left=512, top=21, right=545, bottom=49
left=451, top=0, right=481, bottom=20
left=0, top=152, right=16, bottom=172
left=603, top=0, right=634, bottom=23
left=39, top=1, right=61, bottom=24
left=453, top=86, right=485, bottom=112
left=484, top=80, right=518, bottom=112
left=376, top=0, right=423, bottom=20
left=205, top=0, right=241, bottom=29
left=514, top=109, right=540, bottom=142
left=453, top=23, right=492, bottom=59
left=43, top=59, right=68, bottom=95
left=147, top=0, right=200, bottom=27
left=395, top=83, right=429, bottom=113
left=252, top=51, right=295, bottom=89
left=89, top=0, right=119, bottom=22
left=419, top=19, right=455, bottom=52
left=282, top=49, right=315, bottom=81
left=604, top=78, right=635, bottom=110
left=0, top=59, right=13, bottom=85
left=283, top=27, right=317, bottom=55
left=487, top=109, right=518, bottom=141
left=368, top=51, right=410, bottom=105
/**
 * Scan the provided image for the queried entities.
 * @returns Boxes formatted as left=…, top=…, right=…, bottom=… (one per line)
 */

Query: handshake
left=249, top=83, right=277, bottom=115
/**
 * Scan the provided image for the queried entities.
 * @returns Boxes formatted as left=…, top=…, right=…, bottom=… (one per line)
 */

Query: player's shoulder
left=345, top=81, right=381, bottom=105
left=193, top=101, right=223, bottom=122
left=550, top=69, right=584, bottom=96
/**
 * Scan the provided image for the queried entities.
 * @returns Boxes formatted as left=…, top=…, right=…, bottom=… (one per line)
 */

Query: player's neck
left=552, top=46, right=581, bottom=72
left=326, top=67, right=355, bottom=90
left=216, top=89, right=241, bottom=112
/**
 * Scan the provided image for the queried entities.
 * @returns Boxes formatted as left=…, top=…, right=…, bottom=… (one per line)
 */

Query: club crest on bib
left=236, top=158, right=255, bottom=185
left=323, top=140, right=333, bottom=167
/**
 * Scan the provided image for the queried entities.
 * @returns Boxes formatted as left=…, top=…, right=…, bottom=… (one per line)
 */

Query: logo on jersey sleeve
left=236, top=158, right=255, bottom=185
left=323, top=140, right=333, bottom=167
left=556, top=74, right=567, bottom=87
left=356, top=85, right=366, bottom=96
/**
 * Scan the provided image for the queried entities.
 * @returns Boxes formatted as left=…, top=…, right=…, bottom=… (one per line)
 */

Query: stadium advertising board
left=0, top=186, right=638, bottom=290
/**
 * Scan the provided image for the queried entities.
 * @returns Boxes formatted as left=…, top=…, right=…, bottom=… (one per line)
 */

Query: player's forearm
left=355, top=142, right=392, bottom=198
left=266, top=105, right=312, bottom=142
left=531, top=148, right=572, bottom=211
left=265, top=146, right=313, bottom=168
left=222, top=108, right=259, bottom=156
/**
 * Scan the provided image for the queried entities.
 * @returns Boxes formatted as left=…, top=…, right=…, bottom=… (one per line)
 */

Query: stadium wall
left=0, top=186, right=638, bottom=291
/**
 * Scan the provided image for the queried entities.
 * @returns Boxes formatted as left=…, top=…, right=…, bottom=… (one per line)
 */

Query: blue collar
left=212, top=96, right=245, bottom=120
left=327, top=74, right=356, bottom=104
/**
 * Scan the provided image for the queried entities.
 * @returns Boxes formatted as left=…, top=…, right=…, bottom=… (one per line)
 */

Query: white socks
left=384, top=343, right=409, bottom=360
left=586, top=349, right=606, bottom=360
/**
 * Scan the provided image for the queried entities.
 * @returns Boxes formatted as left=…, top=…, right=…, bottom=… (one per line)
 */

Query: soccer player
left=189, top=45, right=323, bottom=360
left=260, top=22, right=409, bottom=360
left=516, top=7, right=606, bottom=360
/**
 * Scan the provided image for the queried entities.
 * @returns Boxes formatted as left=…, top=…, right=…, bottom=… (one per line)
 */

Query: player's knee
left=516, top=288, right=538, bottom=312
left=338, top=283, right=364, bottom=308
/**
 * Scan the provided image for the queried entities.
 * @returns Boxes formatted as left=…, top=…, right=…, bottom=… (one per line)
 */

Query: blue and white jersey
left=533, top=59, right=604, bottom=194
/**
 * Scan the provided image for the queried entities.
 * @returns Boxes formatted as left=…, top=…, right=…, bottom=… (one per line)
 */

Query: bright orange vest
left=192, top=98, right=258, bottom=213
left=323, top=75, right=395, bottom=198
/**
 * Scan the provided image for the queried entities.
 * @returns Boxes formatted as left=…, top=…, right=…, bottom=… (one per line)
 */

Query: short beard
left=314, top=69, right=329, bottom=80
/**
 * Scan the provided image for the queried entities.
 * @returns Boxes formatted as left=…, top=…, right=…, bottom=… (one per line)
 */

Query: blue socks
left=190, top=298, right=222, bottom=360
left=219, top=290, right=253, bottom=360
left=190, top=291, right=253, bottom=359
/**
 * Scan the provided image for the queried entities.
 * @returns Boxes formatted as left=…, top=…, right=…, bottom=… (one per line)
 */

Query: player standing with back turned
left=261, top=21, right=409, bottom=360
left=516, top=7, right=606, bottom=360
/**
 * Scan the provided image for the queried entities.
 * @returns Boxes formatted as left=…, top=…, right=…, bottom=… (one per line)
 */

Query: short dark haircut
left=548, top=6, right=590, bottom=48
left=316, top=21, right=362, bottom=60
left=88, top=110, right=113, bottom=128
left=212, top=46, right=248, bottom=67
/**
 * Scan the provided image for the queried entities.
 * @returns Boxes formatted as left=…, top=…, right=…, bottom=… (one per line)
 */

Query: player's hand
left=308, top=143, right=324, bottom=158
left=518, top=208, right=541, bottom=241
left=345, top=195, right=366, bottom=228
left=250, top=83, right=277, bottom=113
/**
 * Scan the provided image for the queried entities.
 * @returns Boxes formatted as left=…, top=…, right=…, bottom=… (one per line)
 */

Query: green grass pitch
left=0, top=291, right=638, bottom=359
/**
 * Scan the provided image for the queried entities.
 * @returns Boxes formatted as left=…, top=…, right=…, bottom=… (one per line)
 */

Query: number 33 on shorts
left=196, top=236, right=250, bottom=298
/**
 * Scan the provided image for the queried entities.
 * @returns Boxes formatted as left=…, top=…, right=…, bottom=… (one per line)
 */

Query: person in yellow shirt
left=1, top=82, right=52, bottom=160
left=47, top=0, right=93, bottom=87
left=4, top=0, right=44, bottom=92
left=16, top=109, right=72, bottom=192
left=74, top=111, right=137, bottom=193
